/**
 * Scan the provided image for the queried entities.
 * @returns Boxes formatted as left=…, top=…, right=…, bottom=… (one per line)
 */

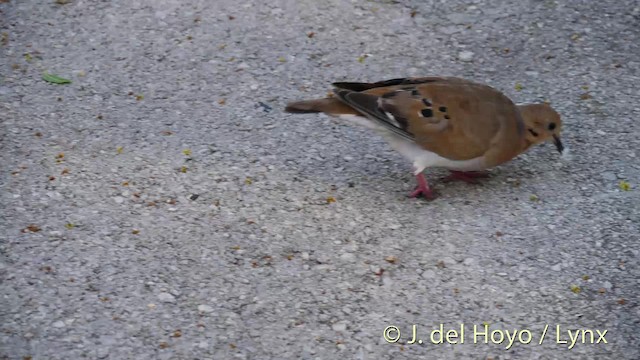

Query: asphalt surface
left=1, top=0, right=639, bottom=359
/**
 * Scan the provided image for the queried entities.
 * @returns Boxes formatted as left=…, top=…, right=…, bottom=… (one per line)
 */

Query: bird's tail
left=284, top=97, right=359, bottom=115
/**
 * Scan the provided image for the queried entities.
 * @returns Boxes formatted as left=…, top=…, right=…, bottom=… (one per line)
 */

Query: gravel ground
left=1, top=0, right=639, bottom=359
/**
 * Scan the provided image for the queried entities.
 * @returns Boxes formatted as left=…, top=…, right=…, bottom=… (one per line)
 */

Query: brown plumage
left=285, top=76, right=564, bottom=199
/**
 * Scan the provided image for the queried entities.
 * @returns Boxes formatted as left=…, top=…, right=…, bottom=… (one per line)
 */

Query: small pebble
left=198, top=304, right=214, bottom=313
left=97, top=348, right=109, bottom=359
left=52, top=320, right=66, bottom=328
left=340, top=253, right=355, bottom=261
left=332, top=322, right=347, bottom=332
left=458, top=51, right=474, bottom=62
left=158, top=292, right=176, bottom=303
left=421, top=269, right=436, bottom=279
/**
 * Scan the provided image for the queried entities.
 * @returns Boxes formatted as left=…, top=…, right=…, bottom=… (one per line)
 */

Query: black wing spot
left=438, top=106, right=447, bottom=112
left=422, top=99, right=432, bottom=106
left=444, top=115, right=451, bottom=120
left=421, top=108, right=433, bottom=118
left=528, top=129, right=539, bottom=137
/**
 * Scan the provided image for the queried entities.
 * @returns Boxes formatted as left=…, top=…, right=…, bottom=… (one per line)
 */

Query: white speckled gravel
left=1, top=0, right=639, bottom=359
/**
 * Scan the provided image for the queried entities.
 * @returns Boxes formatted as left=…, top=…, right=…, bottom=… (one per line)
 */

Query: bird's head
left=518, top=103, right=564, bottom=154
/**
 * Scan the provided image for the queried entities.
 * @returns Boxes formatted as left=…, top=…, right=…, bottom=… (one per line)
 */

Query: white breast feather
left=337, top=114, right=485, bottom=173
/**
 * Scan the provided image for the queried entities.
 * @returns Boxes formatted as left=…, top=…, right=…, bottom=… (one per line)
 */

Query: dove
left=285, top=77, right=564, bottom=199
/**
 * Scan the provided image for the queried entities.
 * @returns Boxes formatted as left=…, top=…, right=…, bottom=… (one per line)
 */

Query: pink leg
left=443, top=170, right=490, bottom=184
left=409, top=173, right=436, bottom=200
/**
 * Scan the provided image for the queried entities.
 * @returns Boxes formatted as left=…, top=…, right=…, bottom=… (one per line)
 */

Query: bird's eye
left=548, top=122, right=556, bottom=131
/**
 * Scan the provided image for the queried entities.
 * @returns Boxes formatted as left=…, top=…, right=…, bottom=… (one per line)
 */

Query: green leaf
left=42, top=72, right=72, bottom=84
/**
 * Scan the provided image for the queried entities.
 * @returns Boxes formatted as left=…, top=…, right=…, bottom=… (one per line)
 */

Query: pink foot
left=409, top=173, right=437, bottom=200
left=443, top=170, right=490, bottom=184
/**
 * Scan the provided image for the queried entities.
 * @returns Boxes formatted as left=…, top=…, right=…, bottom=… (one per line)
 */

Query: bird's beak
left=552, top=134, right=564, bottom=153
